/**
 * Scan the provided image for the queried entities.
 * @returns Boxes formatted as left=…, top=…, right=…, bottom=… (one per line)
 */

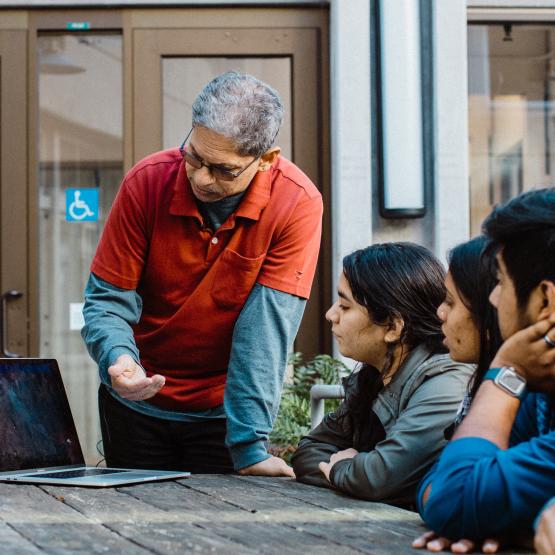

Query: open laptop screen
left=0, top=359, right=84, bottom=471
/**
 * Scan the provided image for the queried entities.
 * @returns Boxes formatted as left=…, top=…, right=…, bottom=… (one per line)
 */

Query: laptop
left=0, top=358, right=190, bottom=487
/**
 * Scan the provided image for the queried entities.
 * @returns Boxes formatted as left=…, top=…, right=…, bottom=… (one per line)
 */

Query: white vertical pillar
left=434, top=0, right=470, bottom=260
left=329, top=0, right=372, bottom=279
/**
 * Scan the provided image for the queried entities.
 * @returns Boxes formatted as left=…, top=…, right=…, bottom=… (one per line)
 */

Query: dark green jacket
left=291, top=345, right=474, bottom=506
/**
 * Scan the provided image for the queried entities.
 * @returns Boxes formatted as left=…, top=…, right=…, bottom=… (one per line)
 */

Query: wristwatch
left=483, top=366, right=527, bottom=400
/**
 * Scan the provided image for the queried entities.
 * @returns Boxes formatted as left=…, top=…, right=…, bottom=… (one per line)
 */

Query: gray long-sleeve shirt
left=291, top=345, right=474, bottom=506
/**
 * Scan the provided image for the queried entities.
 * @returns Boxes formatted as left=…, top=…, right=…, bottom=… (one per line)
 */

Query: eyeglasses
left=179, top=128, right=258, bottom=182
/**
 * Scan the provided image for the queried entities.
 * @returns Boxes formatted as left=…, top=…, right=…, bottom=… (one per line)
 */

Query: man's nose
left=193, top=166, right=216, bottom=186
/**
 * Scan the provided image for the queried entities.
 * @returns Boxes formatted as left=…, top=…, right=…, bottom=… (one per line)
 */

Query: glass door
left=37, top=32, right=124, bottom=463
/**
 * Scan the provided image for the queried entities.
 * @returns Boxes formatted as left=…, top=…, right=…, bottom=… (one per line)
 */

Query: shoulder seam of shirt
left=124, top=151, right=181, bottom=183
left=272, top=166, right=322, bottom=200
left=419, top=353, right=473, bottom=373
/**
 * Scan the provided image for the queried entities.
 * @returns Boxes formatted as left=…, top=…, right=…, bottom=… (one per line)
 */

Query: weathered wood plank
left=11, top=523, right=153, bottom=555
left=0, top=521, right=45, bottom=555
left=116, top=479, right=250, bottom=518
left=41, top=484, right=192, bottom=523
left=109, top=521, right=261, bottom=555
left=193, top=521, right=365, bottom=555
left=40, top=483, right=260, bottom=555
left=0, top=484, right=154, bottom=554
left=232, top=476, right=423, bottom=531
left=0, top=483, right=94, bottom=524
left=234, top=475, right=420, bottom=521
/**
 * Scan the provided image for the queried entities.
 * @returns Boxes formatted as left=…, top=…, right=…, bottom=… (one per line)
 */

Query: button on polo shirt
left=91, top=148, right=323, bottom=411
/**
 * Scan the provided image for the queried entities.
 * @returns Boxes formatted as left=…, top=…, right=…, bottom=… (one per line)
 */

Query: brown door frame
left=0, top=21, right=29, bottom=357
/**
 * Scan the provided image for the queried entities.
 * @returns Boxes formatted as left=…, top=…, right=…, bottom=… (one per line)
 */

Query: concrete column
left=433, top=0, right=470, bottom=261
left=329, top=0, right=372, bottom=280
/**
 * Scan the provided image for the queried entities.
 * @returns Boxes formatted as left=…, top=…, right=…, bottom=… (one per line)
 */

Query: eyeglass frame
left=179, top=127, right=259, bottom=182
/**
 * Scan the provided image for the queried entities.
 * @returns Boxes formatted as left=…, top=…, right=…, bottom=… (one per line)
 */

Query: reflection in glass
left=38, top=34, right=123, bottom=463
left=162, top=57, right=292, bottom=159
left=468, top=24, right=555, bottom=235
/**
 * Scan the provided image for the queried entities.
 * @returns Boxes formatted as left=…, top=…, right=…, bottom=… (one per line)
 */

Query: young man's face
left=489, top=250, right=551, bottom=339
left=488, top=253, right=523, bottom=340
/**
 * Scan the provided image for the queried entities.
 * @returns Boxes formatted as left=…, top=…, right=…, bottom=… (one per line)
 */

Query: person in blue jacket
left=414, top=188, right=555, bottom=552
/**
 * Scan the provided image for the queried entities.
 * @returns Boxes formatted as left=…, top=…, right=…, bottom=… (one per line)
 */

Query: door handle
left=1, top=290, right=23, bottom=358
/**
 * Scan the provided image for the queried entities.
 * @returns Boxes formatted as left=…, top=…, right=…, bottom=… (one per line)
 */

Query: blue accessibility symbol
left=66, top=188, right=99, bottom=222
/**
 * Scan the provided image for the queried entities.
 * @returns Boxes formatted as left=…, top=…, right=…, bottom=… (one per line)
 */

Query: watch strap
left=483, top=366, right=527, bottom=400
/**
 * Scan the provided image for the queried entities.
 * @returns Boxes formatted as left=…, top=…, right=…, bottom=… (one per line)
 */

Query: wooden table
left=0, top=475, right=533, bottom=554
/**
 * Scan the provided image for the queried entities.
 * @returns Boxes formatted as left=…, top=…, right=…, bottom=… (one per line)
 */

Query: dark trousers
left=98, top=385, right=234, bottom=473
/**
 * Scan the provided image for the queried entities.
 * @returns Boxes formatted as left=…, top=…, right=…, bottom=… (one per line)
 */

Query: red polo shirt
left=91, top=149, right=323, bottom=411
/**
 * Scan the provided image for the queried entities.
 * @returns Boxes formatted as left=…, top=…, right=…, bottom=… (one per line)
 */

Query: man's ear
left=537, top=280, right=555, bottom=320
left=385, top=317, right=404, bottom=344
left=257, top=147, right=281, bottom=171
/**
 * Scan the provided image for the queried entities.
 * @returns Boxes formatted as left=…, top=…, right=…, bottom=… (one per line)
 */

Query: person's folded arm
left=416, top=459, right=439, bottom=515
left=224, top=283, right=306, bottom=471
left=421, top=391, right=555, bottom=540
left=291, top=404, right=354, bottom=488
left=81, top=272, right=143, bottom=385
left=330, top=367, right=471, bottom=504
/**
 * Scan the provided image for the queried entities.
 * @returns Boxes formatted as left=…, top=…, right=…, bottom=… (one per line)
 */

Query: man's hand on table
left=237, top=455, right=295, bottom=477
left=412, top=531, right=500, bottom=553
left=108, top=354, right=165, bottom=401
left=318, top=447, right=359, bottom=482
left=535, top=502, right=555, bottom=555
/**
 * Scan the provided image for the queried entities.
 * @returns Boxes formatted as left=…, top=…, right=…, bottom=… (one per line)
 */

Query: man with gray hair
left=82, top=71, right=323, bottom=476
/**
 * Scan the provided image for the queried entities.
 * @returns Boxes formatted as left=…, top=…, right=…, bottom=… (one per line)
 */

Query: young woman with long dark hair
left=292, top=242, right=474, bottom=507
left=437, top=235, right=503, bottom=436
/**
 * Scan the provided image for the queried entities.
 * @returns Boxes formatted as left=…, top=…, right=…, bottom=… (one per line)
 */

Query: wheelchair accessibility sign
left=66, top=188, right=99, bottom=222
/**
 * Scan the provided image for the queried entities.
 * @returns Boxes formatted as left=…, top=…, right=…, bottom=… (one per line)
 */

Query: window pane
left=468, top=24, right=555, bottom=236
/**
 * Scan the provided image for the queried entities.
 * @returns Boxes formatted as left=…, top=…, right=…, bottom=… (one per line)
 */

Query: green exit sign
left=66, top=22, right=91, bottom=31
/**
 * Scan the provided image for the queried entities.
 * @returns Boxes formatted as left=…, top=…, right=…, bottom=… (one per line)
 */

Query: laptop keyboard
left=29, top=468, right=127, bottom=479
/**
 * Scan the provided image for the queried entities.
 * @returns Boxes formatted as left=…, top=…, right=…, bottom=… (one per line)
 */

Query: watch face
left=498, top=368, right=527, bottom=396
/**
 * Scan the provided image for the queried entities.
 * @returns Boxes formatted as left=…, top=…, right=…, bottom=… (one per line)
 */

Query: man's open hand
left=237, top=456, right=295, bottom=477
left=108, top=354, right=165, bottom=401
